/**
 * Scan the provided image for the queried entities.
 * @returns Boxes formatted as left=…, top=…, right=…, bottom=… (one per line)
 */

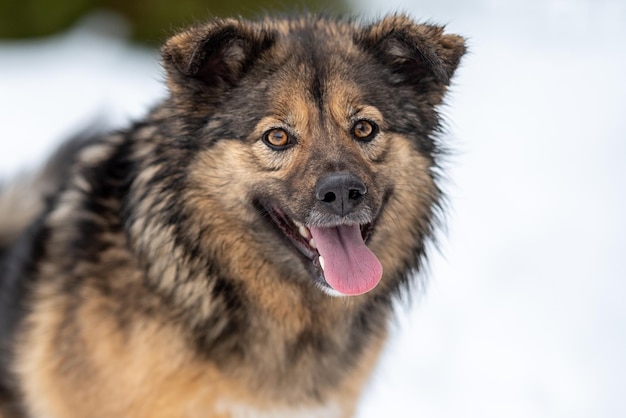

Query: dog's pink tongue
left=309, top=225, right=383, bottom=296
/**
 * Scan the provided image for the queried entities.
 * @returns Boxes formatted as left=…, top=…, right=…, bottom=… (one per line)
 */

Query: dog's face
left=132, top=15, right=465, bottom=301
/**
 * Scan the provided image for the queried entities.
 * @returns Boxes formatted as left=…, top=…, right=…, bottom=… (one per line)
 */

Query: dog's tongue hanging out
left=309, top=225, right=383, bottom=295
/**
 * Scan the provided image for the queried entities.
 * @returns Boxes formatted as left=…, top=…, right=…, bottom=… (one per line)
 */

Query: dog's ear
left=357, top=15, right=466, bottom=100
left=161, top=19, right=275, bottom=97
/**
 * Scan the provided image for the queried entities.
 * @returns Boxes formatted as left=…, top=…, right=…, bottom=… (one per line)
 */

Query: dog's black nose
left=315, top=172, right=367, bottom=216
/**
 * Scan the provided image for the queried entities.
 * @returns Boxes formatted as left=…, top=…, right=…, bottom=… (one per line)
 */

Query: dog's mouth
left=256, top=201, right=383, bottom=296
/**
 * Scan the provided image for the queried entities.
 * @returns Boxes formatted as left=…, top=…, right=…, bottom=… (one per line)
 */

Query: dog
left=0, top=14, right=465, bottom=418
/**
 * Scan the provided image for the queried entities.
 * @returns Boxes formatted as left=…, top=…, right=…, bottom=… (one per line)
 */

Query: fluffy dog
left=0, top=14, right=465, bottom=418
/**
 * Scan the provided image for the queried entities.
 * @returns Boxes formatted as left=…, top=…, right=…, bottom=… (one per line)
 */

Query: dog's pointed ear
left=357, top=15, right=466, bottom=100
left=161, top=19, right=275, bottom=96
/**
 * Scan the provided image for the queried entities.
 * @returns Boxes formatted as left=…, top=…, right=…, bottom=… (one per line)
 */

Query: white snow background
left=1, top=1, right=625, bottom=417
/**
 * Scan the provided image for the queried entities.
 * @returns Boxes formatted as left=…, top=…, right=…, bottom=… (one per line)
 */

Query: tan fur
left=17, top=255, right=384, bottom=418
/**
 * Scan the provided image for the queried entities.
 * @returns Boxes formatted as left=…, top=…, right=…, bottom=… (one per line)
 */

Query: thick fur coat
left=0, top=14, right=465, bottom=418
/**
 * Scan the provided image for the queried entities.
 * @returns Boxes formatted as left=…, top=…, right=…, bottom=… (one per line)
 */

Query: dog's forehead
left=259, top=70, right=371, bottom=134
left=257, top=28, right=374, bottom=125
left=268, top=16, right=358, bottom=40
left=268, top=19, right=364, bottom=70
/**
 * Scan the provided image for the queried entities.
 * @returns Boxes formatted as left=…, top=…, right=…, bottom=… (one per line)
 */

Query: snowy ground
left=1, top=2, right=625, bottom=417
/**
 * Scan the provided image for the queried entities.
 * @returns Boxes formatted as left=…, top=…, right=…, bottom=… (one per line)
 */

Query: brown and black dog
left=0, top=14, right=465, bottom=418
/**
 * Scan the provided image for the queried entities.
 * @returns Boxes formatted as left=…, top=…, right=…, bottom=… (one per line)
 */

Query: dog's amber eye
left=352, top=120, right=378, bottom=141
left=263, top=128, right=292, bottom=150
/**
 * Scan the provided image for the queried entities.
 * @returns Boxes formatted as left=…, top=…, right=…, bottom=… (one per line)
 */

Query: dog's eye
left=352, top=120, right=378, bottom=142
left=263, top=128, right=292, bottom=150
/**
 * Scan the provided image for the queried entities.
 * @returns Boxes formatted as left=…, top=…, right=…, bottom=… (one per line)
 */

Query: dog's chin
left=253, top=199, right=376, bottom=297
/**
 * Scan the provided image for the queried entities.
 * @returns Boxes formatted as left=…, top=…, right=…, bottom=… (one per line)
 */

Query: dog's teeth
left=319, top=256, right=325, bottom=271
left=298, top=225, right=310, bottom=239
left=309, top=238, right=317, bottom=249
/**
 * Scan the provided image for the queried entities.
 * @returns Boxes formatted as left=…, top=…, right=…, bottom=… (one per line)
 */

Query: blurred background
left=1, top=0, right=625, bottom=417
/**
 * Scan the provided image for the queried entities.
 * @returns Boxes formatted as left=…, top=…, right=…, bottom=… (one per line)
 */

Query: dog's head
left=130, top=15, right=465, bottom=302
